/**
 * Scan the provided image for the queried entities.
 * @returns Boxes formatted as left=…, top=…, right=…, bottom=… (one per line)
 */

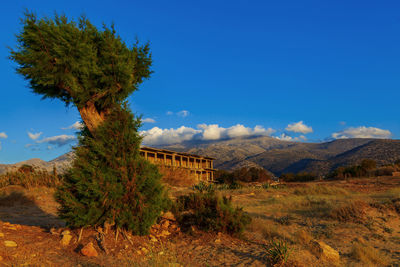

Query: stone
left=310, top=240, right=340, bottom=263
left=61, top=230, right=70, bottom=235
left=0, top=233, right=4, bottom=238
left=161, top=211, right=176, bottom=221
left=80, top=242, right=98, bottom=257
left=4, top=240, right=17, bottom=247
left=60, top=234, right=72, bottom=246
left=215, top=238, right=221, bottom=244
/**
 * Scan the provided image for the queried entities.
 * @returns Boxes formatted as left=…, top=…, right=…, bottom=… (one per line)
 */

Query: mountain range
left=1, top=137, right=399, bottom=176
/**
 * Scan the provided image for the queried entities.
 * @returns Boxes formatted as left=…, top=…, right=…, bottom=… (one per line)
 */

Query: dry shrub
left=159, top=165, right=196, bottom=187
left=350, top=241, right=390, bottom=266
left=329, top=201, right=367, bottom=223
left=0, top=191, right=35, bottom=206
left=295, top=229, right=312, bottom=246
left=294, top=185, right=349, bottom=196
left=0, top=167, right=61, bottom=188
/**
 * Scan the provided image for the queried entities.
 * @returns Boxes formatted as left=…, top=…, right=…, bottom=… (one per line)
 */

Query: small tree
left=56, top=105, right=169, bottom=234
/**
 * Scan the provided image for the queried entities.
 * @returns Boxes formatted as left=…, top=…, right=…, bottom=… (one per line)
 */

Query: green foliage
left=10, top=11, right=152, bottom=111
left=328, top=159, right=380, bottom=179
left=193, top=181, right=215, bottom=193
left=173, top=191, right=251, bottom=235
left=56, top=105, right=169, bottom=234
left=280, top=172, right=317, bottom=182
left=265, top=239, right=290, bottom=265
left=215, top=167, right=272, bottom=185
left=0, top=167, right=61, bottom=188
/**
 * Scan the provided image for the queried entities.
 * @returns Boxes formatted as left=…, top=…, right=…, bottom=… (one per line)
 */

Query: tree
left=11, top=12, right=167, bottom=234
left=56, top=105, right=169, bottom=234
left=10, top=12, right=152, bottom=133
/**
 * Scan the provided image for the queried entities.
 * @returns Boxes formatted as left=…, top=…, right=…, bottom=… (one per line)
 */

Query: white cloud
left=141, top=124, right=276, bottom=145
left=177, top=110, right=189, bottom=117
left=166, top=111, right=173, bottom=115
left=0, top=132, right=7, bottom=139
left=142, top=118, right=156, bottom=123
left=141, top=126, right=201, bottom=145
left=27, top=131, right=42, bottom=140
left=274, top=133, right=307, bottom=142
left=285, top=121, right=313, bottom=134
left=332, top=126, right=391, bottom=139
left=36, top=134, right=76, bottom=147
left=62, top=121, right=84, bottom=130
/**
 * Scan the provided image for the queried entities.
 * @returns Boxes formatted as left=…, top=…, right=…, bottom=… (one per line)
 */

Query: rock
left=0, top=233, right=4, bottom=238
left=4, top=240, right=17, bottom=247
left=161, top=211, right=176, bottom=221
left=60, top=234, right=72, bottom=246
left=310, top=240, right=340, bottom=263
left=80, top=242, right=98, bottom=257
left=215, top=238, right=221, bottom=244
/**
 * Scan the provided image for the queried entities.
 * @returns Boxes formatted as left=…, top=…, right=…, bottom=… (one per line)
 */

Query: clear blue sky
left=1, top=0, right=399, bottom=163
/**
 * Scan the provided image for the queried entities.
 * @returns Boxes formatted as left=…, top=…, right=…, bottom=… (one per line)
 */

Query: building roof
left=140, top=146, right=215, bottom=160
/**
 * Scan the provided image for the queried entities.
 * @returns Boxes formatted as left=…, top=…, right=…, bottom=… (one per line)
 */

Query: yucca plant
left=265, top=239, right=290, bottom=265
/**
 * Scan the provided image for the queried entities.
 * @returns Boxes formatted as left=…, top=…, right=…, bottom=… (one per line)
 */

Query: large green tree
left=10, top=12, right=152, bottom=133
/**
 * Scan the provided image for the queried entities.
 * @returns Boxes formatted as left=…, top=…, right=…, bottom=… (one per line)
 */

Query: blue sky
left=1, top=0, right=399, bottom=163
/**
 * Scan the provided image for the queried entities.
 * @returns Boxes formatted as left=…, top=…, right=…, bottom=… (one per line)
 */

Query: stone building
left=140, top=146, right=215, bottom=182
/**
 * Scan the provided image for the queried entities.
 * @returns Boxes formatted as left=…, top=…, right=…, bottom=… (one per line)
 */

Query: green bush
left=265, top=239, right=290, bottom=265
left=173, top=191, right=251, bottom=235
left=280, top=172, right=317, bottom=182
left=56, top=105, right=169, bottom=235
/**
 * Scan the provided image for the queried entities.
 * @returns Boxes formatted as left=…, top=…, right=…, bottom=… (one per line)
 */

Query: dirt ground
left=0, top=177, right=399, bottom=266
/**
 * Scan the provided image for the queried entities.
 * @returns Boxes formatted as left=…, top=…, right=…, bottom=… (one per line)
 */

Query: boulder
left=310, top=240, right=340, bottom=263
left=60, top=233, right=72, bottom=246
left=80, top=242, right=98, bottom=257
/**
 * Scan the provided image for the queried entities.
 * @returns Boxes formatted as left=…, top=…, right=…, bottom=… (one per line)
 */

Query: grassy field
left=0, top=175, right=399, bottom=266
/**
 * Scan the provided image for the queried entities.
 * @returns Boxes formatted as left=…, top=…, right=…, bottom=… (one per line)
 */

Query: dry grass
left=293, top=184, right=350, bottom=196
left=294, top=229, right=313, bottom=246
left=0, top=169, right=61, bottom=188
left=350, top=241, right=391, bottom=266
left=328, top=200, right=367, bottom=223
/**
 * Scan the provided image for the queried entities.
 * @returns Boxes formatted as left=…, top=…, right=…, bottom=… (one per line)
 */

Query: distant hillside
left=0, top=152, right=75, bottom=175
left=1, top=138, right=399, bottom=177
left=158, top=137, right=399, bottom=176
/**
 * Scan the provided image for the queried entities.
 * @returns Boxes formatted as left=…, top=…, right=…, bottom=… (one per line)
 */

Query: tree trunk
left=78, top=101, right=107, bottom=134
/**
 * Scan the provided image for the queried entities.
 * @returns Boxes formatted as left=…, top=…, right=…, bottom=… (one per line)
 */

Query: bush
left=280, top=172, right=317, bottom=182
left=0, top=167, right=61, bottom=188
left=56, top=105, right=169, bottom=235
left=173, top=191, right=251, bottom=235
left=265, top=239, right=290, bottom=265
left=215, top=167, right=272, bottom=184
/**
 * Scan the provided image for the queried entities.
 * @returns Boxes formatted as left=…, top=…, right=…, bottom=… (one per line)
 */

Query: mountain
left=0, top=152, right=75, bottom=175
left=1, top=138, right=399, bottom=176
left=157, top=137, right=400, bottom=176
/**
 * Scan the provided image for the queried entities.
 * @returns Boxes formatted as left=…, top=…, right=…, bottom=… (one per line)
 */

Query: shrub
left=265, top=239, right=290, bottom=265
left=375, top=166, right=395, bottom=176
left=193, top=181, right=215, bottom=193
left=56, top=105, right=169, bottom=235
left=280, top=172, right=317, bottom=182
left=329, top=201, right=367, bottom=223
left=350, top=241, right=390, bottom=266
left=215, top=167, right=272, bottom=184
left=173, top=191, right=251, bottom=235
left=0, top=167, right=61, bottom=188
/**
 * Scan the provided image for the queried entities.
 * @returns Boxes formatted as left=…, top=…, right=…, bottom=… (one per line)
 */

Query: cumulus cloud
left=275, top=133, right=307, bottom=142
left=36, top=134, right=76, bottom=147
left=141, top=126, right=201, bottom=145
left=332, top=126, right=391, bottom=139
left=285, top=121, right=313, bottom=134
left=141, top=124, right=276, bottom=145
left=142, top=118, right=156, bottom=123
left=177, top=110, right=190, bottom=117
left=0, top=132, right=7, bottom=139
left=62, top=121, right=84, bottom=130
left=27, top=131, right=42, bottom=140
